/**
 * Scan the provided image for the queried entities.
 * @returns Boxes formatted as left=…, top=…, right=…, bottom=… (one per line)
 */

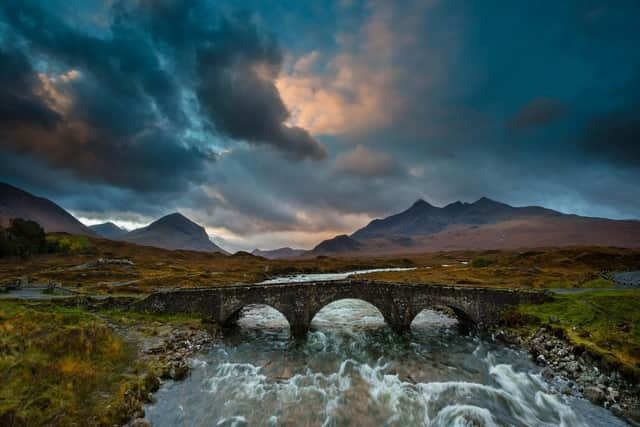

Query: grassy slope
left=0, top=300, right=204, bottom=426
left=502, top=290, right=640, bottom=380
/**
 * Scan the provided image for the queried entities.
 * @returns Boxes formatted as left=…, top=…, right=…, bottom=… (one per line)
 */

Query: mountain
left=310, top=234, right=363, bottom=255
left=352, top=197, right=557, bottom=240
left=313, top=197, right=640, bottom=255
left=122, top=213, right=227, bottom=254
left=0, top=182, right=95, bottom=236
left=90, top=222, right=127, bottom=239
left=251, top=247, right=306, bottom=259
left=121, top=213, right=228, bottom=254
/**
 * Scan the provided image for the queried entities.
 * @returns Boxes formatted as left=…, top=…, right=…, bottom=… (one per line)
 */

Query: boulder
left=583, top=386, right=606, bottom=404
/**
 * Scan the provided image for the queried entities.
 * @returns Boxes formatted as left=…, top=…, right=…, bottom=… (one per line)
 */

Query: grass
left=0, top=299, right=205, bottom=426
left=0, top=233, right=418, bottom=294
left=1, top=236, right=638, bottom=294
left=471, top=256, right=494, bottom=268
left=357, top=247, right=640, bottom=289
left=501, top=290, right=640, bottom=380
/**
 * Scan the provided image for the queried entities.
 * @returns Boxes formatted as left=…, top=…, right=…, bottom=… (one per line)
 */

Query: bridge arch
left=409, top=305, right=475, bottom=332
left=223, top=303, right=292, bottom=331
left=309, top=298, right=388, bottom=330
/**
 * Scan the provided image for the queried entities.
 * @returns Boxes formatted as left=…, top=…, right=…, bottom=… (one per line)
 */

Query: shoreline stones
left=495, top=327, right=640, bottom=425
left=104, top=318, right=214, bottom=427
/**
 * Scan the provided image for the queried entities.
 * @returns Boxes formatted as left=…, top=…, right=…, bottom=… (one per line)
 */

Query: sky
left=1, top=0, right=639, bottom=252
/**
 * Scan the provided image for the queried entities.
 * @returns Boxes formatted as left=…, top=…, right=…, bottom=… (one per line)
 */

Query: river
left=258, top=268, right=417, bottom=284
left=145, top=299, right=626, bottom=427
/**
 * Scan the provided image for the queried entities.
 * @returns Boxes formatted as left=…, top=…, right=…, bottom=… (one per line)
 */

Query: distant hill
left=0, top=182, right=95, bottom=236
left=90, top=222, right=127, bottom=239
left=310, top=234, right=363, bottom=255
left=312, top=197, right=640, bottom=256
left=121, top=213, right=228, bottom=254
left=251, top=247, right=306, bottom=259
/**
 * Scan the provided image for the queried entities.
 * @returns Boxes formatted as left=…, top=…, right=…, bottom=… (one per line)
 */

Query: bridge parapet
left=134, top=280, right=551, bottom=337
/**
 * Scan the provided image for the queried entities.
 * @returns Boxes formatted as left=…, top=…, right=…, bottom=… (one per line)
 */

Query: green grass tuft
left=471, top=257, right=494, bottom=268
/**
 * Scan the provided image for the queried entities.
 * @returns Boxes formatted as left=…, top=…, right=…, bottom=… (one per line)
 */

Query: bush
left=0, top=219, right=47, bottom=258
left=471, top=257, right=494, bottom=268
left=46, top=234, right=92, bottom=253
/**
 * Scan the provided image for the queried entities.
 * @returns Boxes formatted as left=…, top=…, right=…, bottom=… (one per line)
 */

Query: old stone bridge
left=134, top=280, right=550, bottom=337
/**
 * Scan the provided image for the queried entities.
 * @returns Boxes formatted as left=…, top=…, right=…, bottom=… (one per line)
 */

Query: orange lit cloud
left=276, top=4, right=408, bottom=136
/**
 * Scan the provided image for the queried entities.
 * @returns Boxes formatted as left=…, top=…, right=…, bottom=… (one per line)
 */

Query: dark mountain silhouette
left=313, top=197, right=640, bottom=255
left=352, top=197, right=557, bottom=240
left=310, top=234, right=363, bottom=255
left=251, top=247, right=306, bottom=259
left=90, top=222, right=127, bottom=239
left=122, top=213, right=228, bottom=254
left=0, top=182, right=96, bottom=236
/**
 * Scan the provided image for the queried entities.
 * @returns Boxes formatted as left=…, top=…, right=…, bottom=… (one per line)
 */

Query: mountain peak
left=122, top=212, right=228, bottom=254
left=473, top=196, right=499, bottom=205
left=409, top=199, right=434, bottom=209
left=158, top=212, right=190, bottom=222
left=151, top=212, right=201, bottom=231
left=90, top=221, right=126, bottom=239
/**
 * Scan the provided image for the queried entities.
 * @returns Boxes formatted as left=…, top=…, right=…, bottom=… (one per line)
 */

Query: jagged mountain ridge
left=352, top=197, right=559, bottom=240
left=310, top=197, right=640, bottom=255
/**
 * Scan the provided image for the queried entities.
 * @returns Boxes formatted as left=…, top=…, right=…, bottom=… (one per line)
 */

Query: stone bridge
left=134, top=280, right=550, bottom=337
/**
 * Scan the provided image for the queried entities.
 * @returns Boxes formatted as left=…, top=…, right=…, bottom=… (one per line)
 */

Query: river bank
left=495, top=289, right=640, bottom=425
left=0, top=297, right=216, bottom=426
left=2, top=287, right=638, bottom=426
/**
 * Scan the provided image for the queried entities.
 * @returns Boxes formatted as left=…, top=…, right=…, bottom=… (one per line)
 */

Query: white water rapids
left=145, top=300, right=627, bottom=427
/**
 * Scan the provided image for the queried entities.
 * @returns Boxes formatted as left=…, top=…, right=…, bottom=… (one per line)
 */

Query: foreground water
left=146, top=300, right=625, bottom=427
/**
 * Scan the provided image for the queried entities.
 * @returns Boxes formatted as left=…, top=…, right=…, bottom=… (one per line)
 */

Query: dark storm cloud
left=194, top=16, right=326, bottom=160
left=0, top=47, right=60, bottom=130
left=507, top=97, right=567, bottom=131
left=0, top=0, right=324, bottom=193
left=581, top=103, right=640, bottom=167
left=2, top=0, right=640, bottom=251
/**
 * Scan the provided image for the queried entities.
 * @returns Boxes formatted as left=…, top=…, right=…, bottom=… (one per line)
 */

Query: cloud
left=0, top=0, right=325, bottom=194
left=334, top=145, right=405, bottom=178
left=275, top=2, right=411, bottom=136
left=2, top=0, right=640, bottom=253
left=580, top=103, right=640, bottom=167
left=507, top=97, right=567, bottom=130
left=0, top=47, right=61, bottom=131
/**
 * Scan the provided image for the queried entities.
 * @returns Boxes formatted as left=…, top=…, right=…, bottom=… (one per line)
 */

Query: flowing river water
left=145, top=299, right=626, bottom=427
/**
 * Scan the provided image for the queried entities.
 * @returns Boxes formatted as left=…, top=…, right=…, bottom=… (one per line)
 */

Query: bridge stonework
left=133, top=280, right=550, bottom=337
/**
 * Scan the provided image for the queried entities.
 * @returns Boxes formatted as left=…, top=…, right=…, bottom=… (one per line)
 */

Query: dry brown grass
left=356, top=247, right=640, bottom=289
left=1, top=235, right=638, bottom=293
left=0, top=234, right=415, bottom=294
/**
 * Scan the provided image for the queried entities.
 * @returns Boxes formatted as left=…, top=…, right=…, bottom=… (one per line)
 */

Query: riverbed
left=145, top=300, right=625, bottom=427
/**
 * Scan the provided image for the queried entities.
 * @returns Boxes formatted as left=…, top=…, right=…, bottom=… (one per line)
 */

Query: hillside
left=121, top=213, right=228, bottom=254
left=312, top=197, right=640, bottom=256
left=0, top=182, right=95, bottom=236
